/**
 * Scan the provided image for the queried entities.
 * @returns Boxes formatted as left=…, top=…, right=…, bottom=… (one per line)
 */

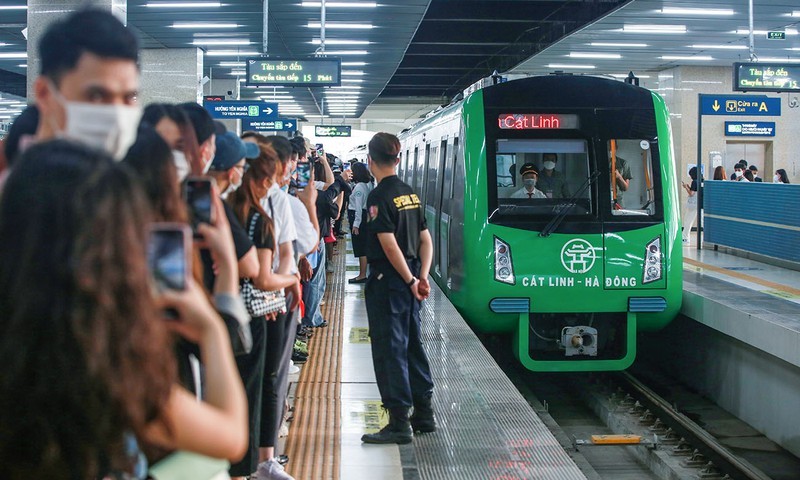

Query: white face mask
left=543, top=161, right=556, bottom=170
left=524, top=178, right=537, bottom=188
left=49, top=82, right=141, bottom=160
left=774, top=175, right=782, bottom=183
left=172, top=150, right=190, bottom=182
left=735, top=170, right=743, bottom=178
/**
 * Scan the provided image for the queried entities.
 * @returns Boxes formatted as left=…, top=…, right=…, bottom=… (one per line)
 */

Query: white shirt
left=511, top=186, right=547, bottom=199
left=262, top=184, right=297, bottom=272
left=349, top=182, right=374, bottom=229
left=287, top=194, right=318, bottom=256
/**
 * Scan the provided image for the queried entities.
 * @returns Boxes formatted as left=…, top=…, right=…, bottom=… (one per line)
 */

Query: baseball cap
left=211, top=131, right=260, bottom=171
left=519, top=163, right=538, bottom=176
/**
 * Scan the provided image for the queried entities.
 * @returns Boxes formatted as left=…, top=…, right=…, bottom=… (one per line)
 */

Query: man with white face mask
left=537, top=153, right=571, bottom=199
left=511, top=163, right=547, bottom=199
left=179, top=102, right=218, bottom=175
left=34, top=9, right=141, bottom=160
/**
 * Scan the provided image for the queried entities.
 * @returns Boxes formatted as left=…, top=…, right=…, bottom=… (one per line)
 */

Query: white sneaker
left=256, top=458, right=294, bottom=480
left=289, top=363, right=300, bottom=375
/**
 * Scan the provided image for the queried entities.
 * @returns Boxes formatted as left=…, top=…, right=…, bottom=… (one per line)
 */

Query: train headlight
left=494, top=236, right=515, bottom=285
left=642, top=236, right=662, bottom=284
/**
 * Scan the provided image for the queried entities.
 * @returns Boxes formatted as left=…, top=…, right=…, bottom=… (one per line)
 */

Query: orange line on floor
left=284, top=239, right=345, bottom=480
left=684, top=257, right=800, bottom=297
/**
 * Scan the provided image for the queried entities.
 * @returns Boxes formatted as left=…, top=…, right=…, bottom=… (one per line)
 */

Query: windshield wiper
left=539, top=170, right=600, bottom=238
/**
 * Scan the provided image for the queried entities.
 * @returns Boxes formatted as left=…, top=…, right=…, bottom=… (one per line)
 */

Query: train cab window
left=494, top=139, right=592, bottom=215
left=608, top=139, right=657, bottom=216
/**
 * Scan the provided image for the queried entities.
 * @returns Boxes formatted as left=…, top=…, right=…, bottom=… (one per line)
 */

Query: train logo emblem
left=560, top=239, right=597, bottom=274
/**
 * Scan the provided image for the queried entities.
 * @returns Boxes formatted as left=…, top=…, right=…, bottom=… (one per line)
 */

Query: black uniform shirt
left=365, top=175, right=427, bottom=263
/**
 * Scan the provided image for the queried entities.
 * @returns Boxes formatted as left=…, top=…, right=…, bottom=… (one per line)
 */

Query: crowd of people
left=0, top=8, right=417, bottom=480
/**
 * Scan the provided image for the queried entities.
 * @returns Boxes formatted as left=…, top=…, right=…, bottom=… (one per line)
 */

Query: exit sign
left=767, top=31, right=786, bottom=40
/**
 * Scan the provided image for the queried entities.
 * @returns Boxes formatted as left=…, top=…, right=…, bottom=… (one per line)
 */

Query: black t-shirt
left=201, top=200, right=254, bottom=291
left=245, top=210, right=276, bottom=251
left=365, top=175, right=427, bottom=263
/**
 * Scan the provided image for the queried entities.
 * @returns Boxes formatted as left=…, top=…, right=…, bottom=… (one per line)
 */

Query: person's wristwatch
left=406, top=277, right=417, bottom=288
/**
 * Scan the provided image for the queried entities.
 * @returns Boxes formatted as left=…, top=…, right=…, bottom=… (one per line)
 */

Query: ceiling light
left=219, top=61, right=246, bottom=67
left=661, top=55, right=714, bottom=61
left=547, top=64, right=595, bottom=69
left=736, top=28, right=798, bottom=35
left=623, top=25, right=687, bottom=34
left=0, top=52, right=27, bottom=59
left=322, top=50, right=368, bottom=55
left=569, top=52, right=621, bottom=59
left=589, top=42, right=648, bottom=47
left=307, top=22, right=373, bottom=29
left=311, top=39, right=370, bottom=45
left=230, top=70, right=246, bottom=75
left=193, top=39, right=251, bottom=45
left=341, top=78, right=364, bottom=83
left=302, top=2, right=377, bottom=7
left=661, top=7, right=734, bottom=16
left=206, top=50, right=259, bottom=56
left=690, top=44, right=747, bottom=49
left=326, top=90, right=362, bottom=95
left=610, top=74, right=651, bottom=78
left=792, top=11, right=800, bottom=17
left=755, top=57, right=800, bottom=63
left=341, top=70, right=365, bottom=75
left=0, top=5, right=26, bottom=10
left=341, top=61, right=367, bottom=66
left=259, top=95, right=296, bottom=100
left=146, top=1, right=222, bottom=6
left=331, top=85, right=362, bottom=89
left=17, top=64, right=26, bottom=68
left=172, top=22, right=238, bottom=29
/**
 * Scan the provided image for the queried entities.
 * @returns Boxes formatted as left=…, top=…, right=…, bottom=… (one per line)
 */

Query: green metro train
left=396, top=74, right=682, bottom=372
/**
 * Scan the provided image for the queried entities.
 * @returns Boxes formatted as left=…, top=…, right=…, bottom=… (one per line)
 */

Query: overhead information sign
left=243, top=118, right=297, bottom=132
left=734, top=62, right=800, bottom=93
left=203, top=100, right=277, bottom=120
left=497, top=113, right=580, bottom=130
left=725, top=121, right=775, bottom=137
left=315, top=125, right=351, bottom=137
left=247, top=57, right=341, bottom=87
left=699, top=95, right=781, bottom=116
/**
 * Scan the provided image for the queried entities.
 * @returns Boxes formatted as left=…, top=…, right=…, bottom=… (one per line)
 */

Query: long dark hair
left=228, top=143, right=279, bottom=242
left=123, top=125, right=188, bottom=222
left=351, top=161, right=372, bottom=184
left=0, top=140, right=175, bottom=480
left=777, top=169, right=790, bottom=184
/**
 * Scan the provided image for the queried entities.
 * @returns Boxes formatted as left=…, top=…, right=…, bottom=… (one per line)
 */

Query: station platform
left=681, top=247, right=800, bottom=369
left=283, top=240, right=587, bottom=480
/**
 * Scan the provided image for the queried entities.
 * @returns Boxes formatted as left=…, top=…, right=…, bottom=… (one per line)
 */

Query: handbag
left=241, top=210, right=287, bottom=317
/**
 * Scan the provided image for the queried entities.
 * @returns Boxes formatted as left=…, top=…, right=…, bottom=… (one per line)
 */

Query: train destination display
left=734, top=62, right=800, bottom=93
left=497, top=113, right=579, bottom=130
left=315, top=125, right=352, bottom=137
left=247, top=57, right=341, bottom=87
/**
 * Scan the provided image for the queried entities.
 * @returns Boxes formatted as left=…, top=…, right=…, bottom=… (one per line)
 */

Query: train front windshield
left=494, top=139, right=593, bottom=216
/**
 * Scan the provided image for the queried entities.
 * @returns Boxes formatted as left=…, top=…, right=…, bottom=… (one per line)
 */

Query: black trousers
left=364, top=261, right=434, bottom=409
left=259, top=293, right=296, bottom=448
left=229, top=317, right=267, bottom=476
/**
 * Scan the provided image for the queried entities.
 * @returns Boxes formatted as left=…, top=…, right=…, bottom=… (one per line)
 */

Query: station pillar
left=26, top=0, right=127, bottom=101
left=138, top=48, right=205, bottom=106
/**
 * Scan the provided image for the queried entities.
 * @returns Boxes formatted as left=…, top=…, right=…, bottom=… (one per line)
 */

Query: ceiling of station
left=511, top=0, right=800, bottom=80
left=2, top=0, right=798, bottom=127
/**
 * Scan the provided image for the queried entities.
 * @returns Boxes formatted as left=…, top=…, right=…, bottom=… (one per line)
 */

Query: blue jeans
left=301, top=240, right=326, bottom=327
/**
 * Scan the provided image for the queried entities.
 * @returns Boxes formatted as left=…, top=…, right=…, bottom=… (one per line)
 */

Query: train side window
left=426, top=144, right=439, bottom=207
left=403, top=149, right=410, bottom=183
left=450, top=137, right=459, bottom=199
left=608, top=139, right=657, bottom=216
left=412, top=146, right=419, bottom=188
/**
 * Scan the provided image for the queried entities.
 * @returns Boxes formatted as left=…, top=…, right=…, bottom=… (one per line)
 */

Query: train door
left=411, top=146, right=419, bottom=188
left=424, top=142, right=439, bottom=260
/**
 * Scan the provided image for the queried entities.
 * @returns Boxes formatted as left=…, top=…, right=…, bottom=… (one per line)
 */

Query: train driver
left=511, top=163, right=547, bottom=199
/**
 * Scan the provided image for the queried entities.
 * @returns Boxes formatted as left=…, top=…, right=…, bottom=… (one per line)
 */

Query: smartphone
left=184, top=177, right=214, bottom=236
left=315, top=143, right=324, bottom=157
left=342, top=161, right=351, bottom=171
left=147, top=223, right=191, bottom=292
left=296, top=161, right=311, bottom=190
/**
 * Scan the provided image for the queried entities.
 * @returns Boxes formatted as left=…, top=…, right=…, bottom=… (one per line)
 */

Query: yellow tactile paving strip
left=684, top=257, right=800, bottom=297
left=284, top=239, right=345, bottom=480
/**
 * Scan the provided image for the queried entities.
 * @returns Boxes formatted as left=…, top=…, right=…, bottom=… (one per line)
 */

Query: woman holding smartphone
left=228, top=142, right=300, bottom=480
left=0, top=140, right=247, bottom=479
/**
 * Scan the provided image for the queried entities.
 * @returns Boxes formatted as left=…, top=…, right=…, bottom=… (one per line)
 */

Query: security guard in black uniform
left=361, top=132, right=435, bottom=444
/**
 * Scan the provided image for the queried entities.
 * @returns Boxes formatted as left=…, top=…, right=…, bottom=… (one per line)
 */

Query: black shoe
left=291, top=351, right=308, bottom=363
left=348, top=276, right=367, bottom=284
left=314, top=320, right=329, bottom=328
left=361, top=408, right=413, bottom=444
left=410, top=396, right=437, bottom=433
left=277, top=454, right=289, bottom=466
